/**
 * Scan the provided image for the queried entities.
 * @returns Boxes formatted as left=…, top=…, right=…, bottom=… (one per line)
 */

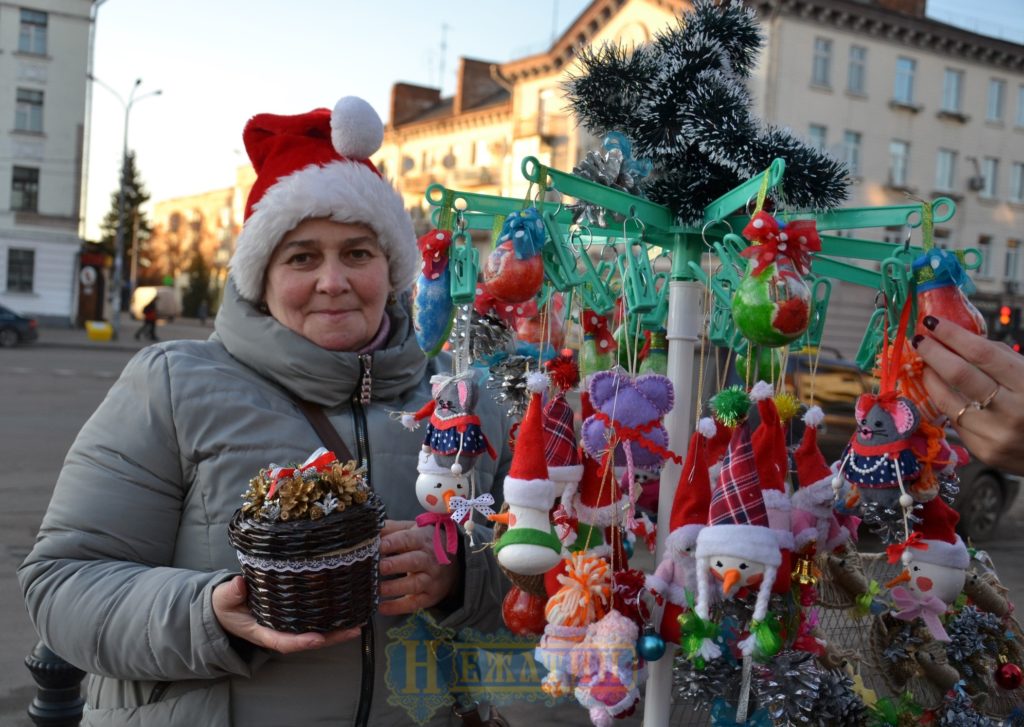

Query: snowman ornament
left=413, top=450, right=472, bottom=565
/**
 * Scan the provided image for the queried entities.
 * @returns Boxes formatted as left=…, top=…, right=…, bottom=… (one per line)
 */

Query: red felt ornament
left=502, top=586, right=548, bottom=635
left=482, top=241, right=544, bottom=303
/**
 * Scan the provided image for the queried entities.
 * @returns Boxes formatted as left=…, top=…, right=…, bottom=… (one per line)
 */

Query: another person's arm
left=914, top=315, right=1024, bottom=475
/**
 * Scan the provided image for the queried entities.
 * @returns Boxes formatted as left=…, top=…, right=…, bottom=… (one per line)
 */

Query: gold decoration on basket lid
left=240, top=447, right=367, bottom=522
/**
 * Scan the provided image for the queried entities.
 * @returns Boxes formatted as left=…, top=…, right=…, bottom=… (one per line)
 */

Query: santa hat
left=571, top=449, right=627, bottom=529
left=229, top=96, right=416, bottom=301
left=908, top=497, right=969, bottom=570
left=543, top=394, right=584, bottom=486
left=695, top=422, right=781, bottom=624
left=502, top=373, right=557, bottom=511
left=750, top=383, right=792, bottom=548
left=705, top=418, right=733, bottom=464
left=791, top=405, right=845, bottom=551
left=664, top=417, right=715, bottom=556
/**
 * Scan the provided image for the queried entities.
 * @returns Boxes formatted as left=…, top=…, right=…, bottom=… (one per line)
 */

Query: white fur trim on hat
left=572, top=495, right=627, bottom=528
left=695, top=524, right=782, bottom=568
left=803, top=405, right=825, bottom=428
left=527, top=371, right=549, bottom=393
left=503, top=477, right=558, bottom=510
left=791, top=478, right=835, bottom=517
left=750, top=380, right=774, bottom=401
left=548, top=464, right=584, bottom=484
left=229, top=161, right=417, bottom=301
left=761, top=488, right=791, bottom=512
left=665, top=523, right=703, bottom=555
left=909, top=535, right=970, bottom=570
left=331, top=97, right=384, bottom=159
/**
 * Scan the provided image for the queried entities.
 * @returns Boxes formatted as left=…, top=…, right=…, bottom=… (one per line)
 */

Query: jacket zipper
left=352, top=352, right=374, bottom=727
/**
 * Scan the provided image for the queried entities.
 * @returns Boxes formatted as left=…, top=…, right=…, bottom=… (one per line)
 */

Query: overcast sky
left=82, top=0, right=1024, bottom=239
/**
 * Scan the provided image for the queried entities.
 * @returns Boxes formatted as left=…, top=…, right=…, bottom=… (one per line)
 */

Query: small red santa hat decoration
left=569, top=448, right=627, bottom=530
left=906, top=497, right=969, bottom=571
left=695, top=422, right=782, bottom=628
left=230, top=96, right=417, bottom=301
left=663, top=417, right=715, bottom=557
left=543, top=355, right=584, bottom=496
left=749, top=382, right=793, bottom=547
left=791, top=405, right=850, bottom=552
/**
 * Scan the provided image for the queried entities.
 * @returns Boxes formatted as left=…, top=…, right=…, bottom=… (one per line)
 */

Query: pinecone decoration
left=674, top=650, right=740, bottom=709
left=278, top=475, right=318, bottom=521
left=935, top=688, right=994, bottom=727
left=752, top=650, right=822, bottom=724
left=448, top=307, right=515, bottom=363
left=813, top=669, right=868, bottom=727
left=568, top=138, right=649, bottom=228
left=487, top=354, right=533, bottom=418
left=241, top=470, right=272, bottom=516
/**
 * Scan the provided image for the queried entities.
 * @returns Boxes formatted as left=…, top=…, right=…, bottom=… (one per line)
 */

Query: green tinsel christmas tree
left=564, top=0, right=849, bottom=224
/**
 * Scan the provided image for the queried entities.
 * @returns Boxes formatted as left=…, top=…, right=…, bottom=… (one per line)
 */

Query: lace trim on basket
left=236, top=536, right=380, bottom=573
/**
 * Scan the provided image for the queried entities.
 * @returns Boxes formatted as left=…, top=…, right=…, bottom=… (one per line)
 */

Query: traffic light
left=999, top=305, right=1012, bottom=326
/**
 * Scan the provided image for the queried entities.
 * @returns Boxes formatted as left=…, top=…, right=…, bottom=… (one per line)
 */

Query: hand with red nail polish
left=914, top=316, right=1024, bottom=474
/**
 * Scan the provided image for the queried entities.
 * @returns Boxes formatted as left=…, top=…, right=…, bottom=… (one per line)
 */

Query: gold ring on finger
left=954, top=403, right=971, bottom=426
left=977, top=385, right=1001, bottom=410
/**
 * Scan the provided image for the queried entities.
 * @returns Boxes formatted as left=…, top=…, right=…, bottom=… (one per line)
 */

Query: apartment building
left=0, top=1, right=91, bottom=323
left=376, top=0, right=1024, bottom=356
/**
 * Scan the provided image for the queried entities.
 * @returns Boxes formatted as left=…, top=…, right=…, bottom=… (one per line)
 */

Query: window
left=889, top=140, right=910, bottom=187
left=6, top=248, right=35, bottom=293
left=18, top=9, right=47, bottom=55
left=847, top=46, right=867, bottom=94
left=1006, top=239, right=1020, bottom=281
left=894, top=57, right=916, bottom=104
left=11, top=166, right=39, bottom=212
left=1011, top=162, right=1024, bottom=203
left=988, top=79, right=1006, bottom=121
left=843, top=130, right=862, bottom=176
left=978, top=235, right=992, bottom=277
left=812, top=38, right=832, bottom=87
left=942, top=69, right=964, bottom=112
left=15, top=88, right=43, bottom=133
left=808, top=124, right=827, bottom=152
left=981, top=157, right=999, bottom=199
left=935, top=149, right=957, bottom=192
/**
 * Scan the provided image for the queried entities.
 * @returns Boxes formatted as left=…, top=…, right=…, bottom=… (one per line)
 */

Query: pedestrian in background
left=134, top=299, right=158, bottom=341
left=20, top=95, right=513, bottom=726
left=197, top=298, right=209, bottom=326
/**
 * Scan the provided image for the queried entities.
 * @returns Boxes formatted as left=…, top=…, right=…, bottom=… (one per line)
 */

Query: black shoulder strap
left=293, top=398, right=356, bottom=464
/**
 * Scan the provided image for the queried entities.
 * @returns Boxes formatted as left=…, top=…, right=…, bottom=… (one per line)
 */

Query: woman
left=19, top=96, right=512, bottom=725
left=914, top=314, right=1024, bottom=475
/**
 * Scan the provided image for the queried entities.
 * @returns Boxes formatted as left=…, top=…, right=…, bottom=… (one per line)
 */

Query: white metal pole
left=643, top=279, right=704, bottom=727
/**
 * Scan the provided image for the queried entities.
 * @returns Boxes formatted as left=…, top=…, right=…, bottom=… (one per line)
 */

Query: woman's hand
left=212, top=576, right=361, bottom=653
left=914, top=315, right=1024, bottom=475
left=378, top=519, right=460, bottom=616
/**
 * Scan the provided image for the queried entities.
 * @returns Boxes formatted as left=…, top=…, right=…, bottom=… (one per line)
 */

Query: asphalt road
left=1, top=335, right=1022, bottom=725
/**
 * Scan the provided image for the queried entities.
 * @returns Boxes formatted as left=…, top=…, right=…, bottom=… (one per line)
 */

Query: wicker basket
left=227, top=492, right=386, bottom=633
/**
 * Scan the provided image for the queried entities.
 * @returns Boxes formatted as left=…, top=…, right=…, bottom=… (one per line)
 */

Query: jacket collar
left=213, top=279, right=427, bottom=407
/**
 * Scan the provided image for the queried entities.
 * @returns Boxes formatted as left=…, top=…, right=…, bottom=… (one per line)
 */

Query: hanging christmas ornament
left=996, top=658, right=1024, bottom=691
left=638, top=329, right=669, bottom=375
left=734, top=345, right=785, bottom=384
left=731, top=212, right=819, bottom=347
left=413, top=450, right=468, bottom=565
left=482, top=207, right=545, bottom=303
left=637, top=626, right=666, bottom=662
left=412, top=229, right=456, bottom=356
left=448, top=306, right=515, bottom=366
left=401, top=372, right=496, bottom=475
left=913, top=247, right=986, bottom=338
left=569, top=131, right=652, bottom=228
left=502, top=585, right=548, bottom=636
left=486, top=354, right=532, bottom=418
left=579, top=309, right=616, bottom=379
left=571, top=609, right=647, bottom=727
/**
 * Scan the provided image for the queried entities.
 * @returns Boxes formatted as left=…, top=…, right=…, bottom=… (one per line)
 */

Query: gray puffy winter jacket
left=19, top=283, right=515, bottom=726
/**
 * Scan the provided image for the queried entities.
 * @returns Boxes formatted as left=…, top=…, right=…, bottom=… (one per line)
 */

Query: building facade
left=0, top=0, right=91, bottom=323
left=375, top=0, right=1024, bottom=356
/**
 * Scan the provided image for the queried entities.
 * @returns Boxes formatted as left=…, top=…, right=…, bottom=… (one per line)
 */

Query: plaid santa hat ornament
left=491, top=372, right=563, bottom=576
left=544, top=355, right=584, bottom=499
left=695, top=420, right=782, bottom=656
left=229, top=96, right=417, bottom=301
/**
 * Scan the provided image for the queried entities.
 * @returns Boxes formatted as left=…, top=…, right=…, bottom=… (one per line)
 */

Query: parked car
left=130, top=286, right=181, bottom=321
left=723, top=347, right=1020, bottom=541
left=0, top=303, right=38, bottom=347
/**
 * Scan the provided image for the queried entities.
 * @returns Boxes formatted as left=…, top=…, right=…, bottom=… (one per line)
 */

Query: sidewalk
left=36, top=313, right=213, bottom=352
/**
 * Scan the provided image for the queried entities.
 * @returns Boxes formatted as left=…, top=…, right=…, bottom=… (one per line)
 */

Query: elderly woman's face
left=263, top=218, right=390, bottom=351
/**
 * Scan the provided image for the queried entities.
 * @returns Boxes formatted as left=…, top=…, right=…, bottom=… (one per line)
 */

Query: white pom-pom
left=901, top=550, right=913, bottom=565
left=331, top=96, right=384, bottom=159
left=831, top=475, right=843, bottom=492
left=696, top=417, right=717, bottom=439
left=899, top=493, right=914, bottom=509
left=401, top=413, right=418, bottom=431
left=450, top=462, right=463, bottom=476
left=526, top=371, right=549, bottom=394
left=749, top=380, right=774, bottom=402
left=803, top=405, right=825, bottom=428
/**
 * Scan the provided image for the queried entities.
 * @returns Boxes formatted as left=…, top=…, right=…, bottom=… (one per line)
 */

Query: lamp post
left=90, top=75, right=162, bottom=338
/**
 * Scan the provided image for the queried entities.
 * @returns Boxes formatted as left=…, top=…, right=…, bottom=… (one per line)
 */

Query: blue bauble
left=622, top=537, right=635, bottom=560
left=637, top=628, right=665, bottom=661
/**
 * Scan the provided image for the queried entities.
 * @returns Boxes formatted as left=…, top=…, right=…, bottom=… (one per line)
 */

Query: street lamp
left=89, top=75, right=162, bottom=338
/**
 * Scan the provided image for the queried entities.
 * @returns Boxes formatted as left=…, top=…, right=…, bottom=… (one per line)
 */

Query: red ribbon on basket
left=267, top=447, right=337, bottom=499
left=741, top=212, right=821, bottom=277
left=415, top=511, right=459, bottom=565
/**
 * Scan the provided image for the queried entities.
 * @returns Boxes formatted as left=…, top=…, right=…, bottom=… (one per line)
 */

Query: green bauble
left=731, top=261, right=811, bottom=347
left=580, top=337, right=612, bottom=378
left=639, top=330, right=668, bottom=375
left=735, top=346, right=784, bottom=383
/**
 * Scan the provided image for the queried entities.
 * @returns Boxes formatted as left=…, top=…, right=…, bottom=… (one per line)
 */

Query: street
left=1, top=334, right=1023, bottom=725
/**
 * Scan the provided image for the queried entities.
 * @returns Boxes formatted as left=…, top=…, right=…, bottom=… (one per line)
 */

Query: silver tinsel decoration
left=568, top=146, right=647, bottom=228
left=752, top=650, right=822, bottom=724
left=447, top=308, right=515, bottom=363
left=860, top=499, right=923, bottom=544
left=486, top=355, right=533, bottom=418
left=812, top=669, right=868, bottom=727
left=674, top=652, right=741, bottom=709
left=936, top=688, right=995, bottom=727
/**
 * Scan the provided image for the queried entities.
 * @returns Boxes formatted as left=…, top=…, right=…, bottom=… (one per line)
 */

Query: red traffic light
left=1000, top=305, right=1012, bottom=326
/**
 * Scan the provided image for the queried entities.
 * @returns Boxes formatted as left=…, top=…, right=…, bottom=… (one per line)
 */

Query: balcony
left=450, top=166, right=499, bottom=187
